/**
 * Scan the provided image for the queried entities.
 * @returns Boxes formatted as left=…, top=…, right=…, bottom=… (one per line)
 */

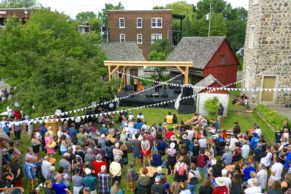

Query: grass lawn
left=15, top=94, right=275, bottom=193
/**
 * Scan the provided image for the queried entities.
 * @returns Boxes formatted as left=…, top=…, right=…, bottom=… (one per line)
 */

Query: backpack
left=197, top=155, right=206, bottom=168
left=177, top=163, right=185, bottom=176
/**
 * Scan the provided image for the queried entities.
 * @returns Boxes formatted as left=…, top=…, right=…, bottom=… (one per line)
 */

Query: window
left=137, top=34, right=143, bottom=44
left=119, top=17, right=125, bottom=28
left=220, top=54, right=226, bottom=64
left=120, top=33, right=125, bottom=42
left=136, top=17, right=142, bottom=28
left=151, top=33, right=162, bottom=44
left=151, top=17, right=162, bottom=28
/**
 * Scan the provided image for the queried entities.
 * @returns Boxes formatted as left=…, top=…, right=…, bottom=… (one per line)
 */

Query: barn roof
left=102, top=42, right=145, bottom=61
left=193, top=74, right=224, bottom=94
left=167, top=36, right=226, bottom=69
left=0, top=128, right=10, bottom=142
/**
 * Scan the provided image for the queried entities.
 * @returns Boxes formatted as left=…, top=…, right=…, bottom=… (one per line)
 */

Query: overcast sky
left=37, top=0, right=249, bottom=18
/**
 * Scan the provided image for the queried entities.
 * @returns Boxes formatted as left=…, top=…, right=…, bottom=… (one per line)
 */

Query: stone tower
left=242, top=0, right=291, bottom=106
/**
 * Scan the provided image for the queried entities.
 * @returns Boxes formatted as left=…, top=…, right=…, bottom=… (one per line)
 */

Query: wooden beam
left=104, top=61, right=193, bottom=67
left=176, top=66, right=185, bottom=75
left=109, top=65, right=120, bottom=76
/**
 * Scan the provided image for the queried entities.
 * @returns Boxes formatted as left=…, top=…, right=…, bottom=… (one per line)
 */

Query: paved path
left=269, top=106, right=291, bottom=120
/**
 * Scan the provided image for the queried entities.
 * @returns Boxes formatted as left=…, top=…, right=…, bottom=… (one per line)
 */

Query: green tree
left=76, top=11, right=102, bottom=34
left=165, top=1, right=196, bottom=36
left=76, top=11, right=97, bottom=24
left=0, top=9, right=116, bottom=115
left=195, top=0, right=230, bottom=19
left=205, top=97, right=219, bottom=120
left=0, top=0, right=40, bottom=7
left=148, top=39, right=174, bottom=79
left=98, top=2, right=124, bottom=27
left=193, top=12, right=227, bottom=36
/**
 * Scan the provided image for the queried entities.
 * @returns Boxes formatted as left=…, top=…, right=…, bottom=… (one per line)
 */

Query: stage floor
left=118, top=86, right=181, bottom=107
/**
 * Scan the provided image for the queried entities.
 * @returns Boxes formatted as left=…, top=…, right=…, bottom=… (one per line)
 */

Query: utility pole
left=208, top=0, right=212, bottom=37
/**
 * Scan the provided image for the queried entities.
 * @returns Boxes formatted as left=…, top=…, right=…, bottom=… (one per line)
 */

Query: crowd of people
left=0, top=106, right=291, bottom=194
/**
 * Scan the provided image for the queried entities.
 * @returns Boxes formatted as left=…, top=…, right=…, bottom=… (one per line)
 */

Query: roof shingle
left=167, top=36, right=226, bottom=69
left=102, top=42, right=145, bottom=61
left=193, top=74, right=223, bottom=93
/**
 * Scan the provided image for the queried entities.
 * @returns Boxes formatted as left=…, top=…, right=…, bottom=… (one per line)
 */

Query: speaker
left=182, top=87, right=193, bottom=97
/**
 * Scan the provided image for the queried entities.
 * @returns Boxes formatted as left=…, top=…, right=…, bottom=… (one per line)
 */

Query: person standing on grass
left=186, top=163, right=200, bottom=194
left=98, top=165, right=110, bottom=194
left=82, top=168, right=97, bottom=194
left=217, top=103, right=224, bottom=124
left=141, top=135, right=151, bottom=166
left=257, top=163, right=267, bottom=193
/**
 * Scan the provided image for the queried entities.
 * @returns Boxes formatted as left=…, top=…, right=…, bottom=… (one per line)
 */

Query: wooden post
left=108, top=65, right=111, bottom=81
left=184, top=66, right=189, bottom=84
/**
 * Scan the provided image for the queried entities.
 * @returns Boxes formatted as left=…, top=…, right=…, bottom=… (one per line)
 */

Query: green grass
left=16, top=96, right=276, bottom=193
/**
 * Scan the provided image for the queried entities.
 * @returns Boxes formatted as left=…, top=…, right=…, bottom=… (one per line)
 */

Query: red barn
left=167, top=36, right=239, bottom=86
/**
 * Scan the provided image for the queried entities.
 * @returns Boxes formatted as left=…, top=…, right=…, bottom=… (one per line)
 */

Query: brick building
left=242, top=0, right=291, bottom=106
left=0, top=8, right=34, bottom=26
left=108, top=9, right=184, bottom=58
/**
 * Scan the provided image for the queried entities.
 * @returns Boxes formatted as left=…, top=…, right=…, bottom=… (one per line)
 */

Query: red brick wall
left=204, top=40, right=239, bottom=86
left=108, top=10, right=173, bottom=59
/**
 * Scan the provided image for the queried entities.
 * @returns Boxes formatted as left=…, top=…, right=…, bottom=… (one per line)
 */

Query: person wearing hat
left=213, top=177, right=228, bottom=194
left=59, top=153, right=71, bottom=175
left=180, top=133, right=190, bottom=151
left=81, top=168, right=97, bottom=194
left=153, top=166, right=166, bottom=184
left=221, top=169, right=231, bottom=193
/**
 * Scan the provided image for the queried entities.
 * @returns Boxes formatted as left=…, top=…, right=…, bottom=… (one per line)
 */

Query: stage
left=118, top=85, right=182, bottom=108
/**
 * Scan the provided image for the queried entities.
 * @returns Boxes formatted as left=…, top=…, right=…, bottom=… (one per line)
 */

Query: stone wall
left=242, top=0, right=291, bottom=106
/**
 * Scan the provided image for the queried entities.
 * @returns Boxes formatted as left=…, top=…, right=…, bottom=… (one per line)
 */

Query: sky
left=37, top=0, right=249, bottom=18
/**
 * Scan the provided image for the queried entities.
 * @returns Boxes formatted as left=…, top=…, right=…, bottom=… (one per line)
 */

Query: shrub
left=256, top=104, right=288, bottom=130
left=205, top=97, right=219, bottom=120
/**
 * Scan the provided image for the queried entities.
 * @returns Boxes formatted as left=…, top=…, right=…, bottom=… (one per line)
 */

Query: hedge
left=256, top=104, right=288, bottom=130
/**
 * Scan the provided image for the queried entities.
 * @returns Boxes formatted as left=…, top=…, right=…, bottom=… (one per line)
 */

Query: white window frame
left=137, top=34, right=143, bottom=44
left=119, top=33, right=125, bottom=42
left=119, top=17, right=125, bottom=28
left=151, top=33, right=162, bottom=44
left=151, top=17, right=163, bottom=28
left=136, top=17, right=142, bottom=28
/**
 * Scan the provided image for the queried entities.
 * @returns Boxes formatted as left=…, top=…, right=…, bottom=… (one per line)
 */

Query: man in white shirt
left=198, top=135, right=207, bottom=149
left=186, top=128, right=194, bottom=141
left=221, top=169, right=232, bottom=193
left=41, top=156, right=52, bottom=180
left=128, top=112, right=134, bottom=122
left=260, top=146, right=272, bottom=168
left=229, top=135, right=239, bottom=151
left=137, top=112, right=144, bottom=121
left=257, top=163, right=268, bottom=193
left=255, top=126, right=262, bottom=137
left=244, top=179, right=261, bottom=194
left=268, top=156, right=284, bottom=186
left=241, top=141, right=250, bottom=160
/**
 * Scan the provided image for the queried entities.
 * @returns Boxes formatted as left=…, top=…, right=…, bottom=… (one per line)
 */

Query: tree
left=148, top=39, right=174, bottom=79
left=76, top=11, right=97, bottom=24
left=0, top=9, right=116, bottom=115
left=98, top=2, right=124, bottom=27
left=0, top=0, right=40, bottom=8
left=165, top=1, right=197, bottom=36
left=195, top=0, right=230, bottom=19
left=193, top=13, right=227, bottom=36
left=76, top=11, right=102, bottom=34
